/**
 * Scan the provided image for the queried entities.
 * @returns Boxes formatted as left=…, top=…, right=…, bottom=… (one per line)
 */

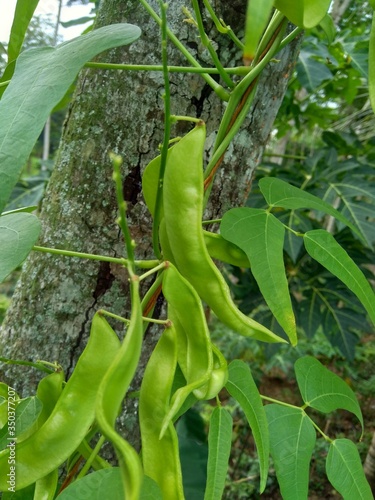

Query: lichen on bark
left=0, top=0, right=302, bottom=453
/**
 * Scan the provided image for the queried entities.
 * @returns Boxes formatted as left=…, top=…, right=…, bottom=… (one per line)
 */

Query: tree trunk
left=0, top=0, right=302, bottom=451
left=364, top=431, right=375, bottom=494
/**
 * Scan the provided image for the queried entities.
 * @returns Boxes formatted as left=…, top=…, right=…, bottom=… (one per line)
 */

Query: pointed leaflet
left=294, top=356, right=363, bottom=432
left=0, top=213, right=41, bottom=283
left=204, top=407, right=232, bottom=500
left=221, top=208, right=297, bottom=345
left=304, top=230, right=375, bottom=327
left=326, top=439, right=373, bottom=500
left=225, top=360, right=269, bottom=493
left=0, top=23, right=141, bottom=214
left=265, top=404, right=316, bottom=500
left=259, top=177, right=364, bottom=243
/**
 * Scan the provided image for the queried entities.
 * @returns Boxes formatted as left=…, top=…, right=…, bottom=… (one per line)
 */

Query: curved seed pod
left=139, top=325, right=184, bottom=500
left=203, top=230, right=250, bottom=268
left=243, top=0, right=274, bottom=64
left=0, top=314, right=120, bottom=491
left=162, top=264, right=213, bottom=404
left=163, top=123, right=286, bottom=344
left=95, top=277, right=144, bottom=500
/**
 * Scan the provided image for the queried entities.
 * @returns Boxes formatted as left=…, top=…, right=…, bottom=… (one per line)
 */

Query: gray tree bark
left=0, top=0, right=301, bottom=450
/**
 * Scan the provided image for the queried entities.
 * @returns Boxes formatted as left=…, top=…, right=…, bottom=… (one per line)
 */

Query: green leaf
left=274, top=0, right=331, bottom=28
left=297, top=49, right=333, bottom=91
left=325, top=178, right=375, bottom=248
left=0, top=23, right=141, bottom=214
left=318, top=14, right=336, bottom=45
left=295, top=356, right=363, bottom=432
left=265, top=404, right=316, bottom=500
left=303, top=230, right=375, bottom=326
left=56, top=468, right=124, bottom=499
left=0, top=213, right=41, bottom=283
left=204, top=407, right=232, bottom=500
left=326, top=439, right=373, bottom=500
left=259, top=177, right=364, bottom=243
left=225, top=360, right=269, bottom=492
left=221, top=208, right=297, bottom=345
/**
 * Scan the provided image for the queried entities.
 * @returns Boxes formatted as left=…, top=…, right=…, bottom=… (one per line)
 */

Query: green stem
left=77, top=440, right=111, bottom=471
left=139, top=262, right=166, bottom=282
left=202, top=0, right=244, bottom=49
left=202, top=218, right=222, bottom=225
left=139, top=0, right=229, bottom=101
left=110, top=153, right=136, bottom=274
left=152, top=1, right=171, bottom=260
left=278, top=26, right=304, bottom=52
left=98, top=309, right=131, bottom=325
left=260, top=394, right=302, bottom=410
left=0, top=357, right=55, bottom=374
left=32, top=245, right=158, bottom=269
left=171, top=115, right=202, bottom=123
left=191, top=0, right=234, bottom=88
left=76, top=435, right=107, bottom=479
left=0, top=80, right=10, bottom=88
left=85, top=62, right=250, bottom=76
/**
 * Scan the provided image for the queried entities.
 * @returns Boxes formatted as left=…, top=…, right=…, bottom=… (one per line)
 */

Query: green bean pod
left=163, top=123, right=286, bottom=344
left=95, top=276, right=144, bottom=500
left=139, top=325, right=184, bottom=500
left=0, top=313, right=121, bottom=491
left=146, top=154, right=250, bottom=269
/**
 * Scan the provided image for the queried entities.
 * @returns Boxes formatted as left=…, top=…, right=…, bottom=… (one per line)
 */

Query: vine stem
left=139, top=0, right=229, bottom=101
left=110, top=153, right=136, bottom=275
left=152, top=1, right=171, bottom=260
left=0, top=357, right=56, bottom=374
left=85, top=62, right=251, bottom=76
left=32, top=245, right=158, bottom=269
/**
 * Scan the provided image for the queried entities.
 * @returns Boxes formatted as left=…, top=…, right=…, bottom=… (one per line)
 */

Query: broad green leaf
left=221, top=208, right=297, bottom=345
left=259, top=177, right=364, bottom=243
left=297, top=49, right=333, bottom=91
left=370, top=14, right=375, bottom=114
left=326, top=439, right=373, bottom=500
left=2, top=484, right=35, bottom=499
left=274, top=0, right=331, bottom=28
left=265, top=404, right=316, bottom=500
left=56, top=468, right=134, bottom=499
left=7, top=0, right=40, bottom=63
left=225, top=360, right=269, bottom=492
left=204, top=407, right=232, bottom=500
left=0, top=23, right=141, bottom=214
left=243, top=0, right=274, bottom=63
left=295, top=356, right=363, bottom=432
left=0, top=213, right=41, bottom=283
left=303, top=230, right=375, bottom=326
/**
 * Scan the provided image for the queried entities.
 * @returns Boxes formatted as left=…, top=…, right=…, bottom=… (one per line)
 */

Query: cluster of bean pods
left=139, top=121, right=286, bottom=497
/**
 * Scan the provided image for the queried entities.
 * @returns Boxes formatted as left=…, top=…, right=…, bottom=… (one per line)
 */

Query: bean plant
left=0, top=0, right=374, bottom=499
